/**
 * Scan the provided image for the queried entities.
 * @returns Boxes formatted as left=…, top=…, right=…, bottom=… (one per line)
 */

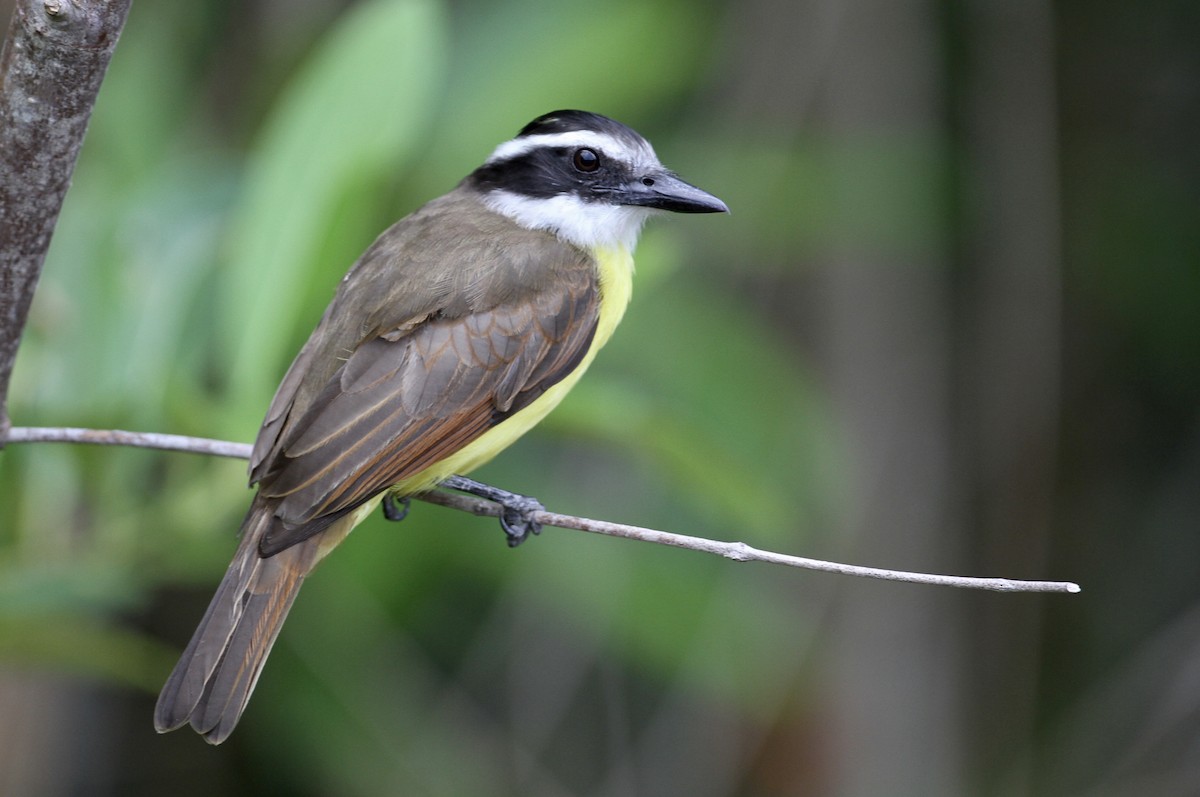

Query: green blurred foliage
left=3, top=0, right=1197, bottom=794
left=0, top=0, right=834, bottom=792
left=220, top=0, right=448, bottom=426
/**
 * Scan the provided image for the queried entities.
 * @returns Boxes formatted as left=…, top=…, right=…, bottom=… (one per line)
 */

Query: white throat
left=482, top=190, right=653, bottom=252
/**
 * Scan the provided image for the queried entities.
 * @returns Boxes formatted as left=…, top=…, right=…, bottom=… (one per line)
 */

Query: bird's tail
left=154, top=495, right=324, bottom=744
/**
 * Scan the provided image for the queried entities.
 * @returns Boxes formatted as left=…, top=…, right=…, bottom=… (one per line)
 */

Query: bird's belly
left=392, top=361, right=588, bottom=495
left=393, top=244, right=633, bottom=496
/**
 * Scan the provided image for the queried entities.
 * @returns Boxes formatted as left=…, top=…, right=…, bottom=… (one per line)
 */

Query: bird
left=153, top=109, right=727, bottom=744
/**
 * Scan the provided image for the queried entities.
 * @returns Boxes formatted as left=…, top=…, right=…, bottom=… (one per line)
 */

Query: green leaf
left=220, top=0, right=448, bottom=429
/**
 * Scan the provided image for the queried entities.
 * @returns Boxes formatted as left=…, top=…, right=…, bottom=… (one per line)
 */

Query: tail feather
left=155, top=496, right=322, bottom=745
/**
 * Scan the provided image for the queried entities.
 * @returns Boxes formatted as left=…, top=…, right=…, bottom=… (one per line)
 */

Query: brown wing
left=248, top=188, right=599, bottom=487
left=253, top=271, right=598, bottom=556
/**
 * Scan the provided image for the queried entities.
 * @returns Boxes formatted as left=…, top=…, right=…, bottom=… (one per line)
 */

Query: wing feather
left=255, top=268, right=598, bottom=555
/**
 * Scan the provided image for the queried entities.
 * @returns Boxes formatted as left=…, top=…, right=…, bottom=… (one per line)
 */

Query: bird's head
left=467, top=110, right=728, bottom=251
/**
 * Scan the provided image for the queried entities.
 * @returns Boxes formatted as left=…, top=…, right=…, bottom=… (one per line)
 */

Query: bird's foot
left=381, top=493, right=411, bottom=522
left=440, top=474, right=544, bottom=547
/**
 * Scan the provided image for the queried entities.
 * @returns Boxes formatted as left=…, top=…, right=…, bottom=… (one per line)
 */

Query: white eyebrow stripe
left=485, top=131, right=655, bottom=165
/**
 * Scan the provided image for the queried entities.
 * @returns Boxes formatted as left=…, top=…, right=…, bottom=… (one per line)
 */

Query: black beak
left=616, top=171, right=729, bottom=214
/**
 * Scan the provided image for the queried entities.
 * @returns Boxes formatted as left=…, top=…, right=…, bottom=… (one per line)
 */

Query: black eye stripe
left=468, top=144, right=637, bottom=202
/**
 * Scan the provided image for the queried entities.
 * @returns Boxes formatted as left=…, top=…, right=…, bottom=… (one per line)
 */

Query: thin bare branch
left=5, top=425, right=253, bottom=459
left=4, top=425, right=1082, bottom=594
left=417, top=491, right=1079, bottom=593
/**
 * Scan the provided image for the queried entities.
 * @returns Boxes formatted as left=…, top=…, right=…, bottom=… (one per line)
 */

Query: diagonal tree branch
left=4, top=425, right=1082, bottom=594
left=0, top=0, right=132, bottom=444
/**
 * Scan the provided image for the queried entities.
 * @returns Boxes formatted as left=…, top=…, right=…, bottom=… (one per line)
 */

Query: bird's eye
left=572, top=148, right=600, bottom=173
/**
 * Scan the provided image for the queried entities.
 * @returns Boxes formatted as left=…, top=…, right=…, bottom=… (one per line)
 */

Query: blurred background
left=1, top=0, right=1197, bottom=794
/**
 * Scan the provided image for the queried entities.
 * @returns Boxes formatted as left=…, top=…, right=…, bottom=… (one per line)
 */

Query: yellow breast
left=391, top=244, right=635, bottom=497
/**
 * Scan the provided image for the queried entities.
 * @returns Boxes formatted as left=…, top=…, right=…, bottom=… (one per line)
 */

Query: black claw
left=501, top=500, right=544, bottom=548
left=440, top=475, right=544, bottom=547
left=381, top=494, right=411, bottom=522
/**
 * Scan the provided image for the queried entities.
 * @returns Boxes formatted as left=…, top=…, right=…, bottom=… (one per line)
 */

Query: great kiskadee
left=154, top=110, right=727, bottom=743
